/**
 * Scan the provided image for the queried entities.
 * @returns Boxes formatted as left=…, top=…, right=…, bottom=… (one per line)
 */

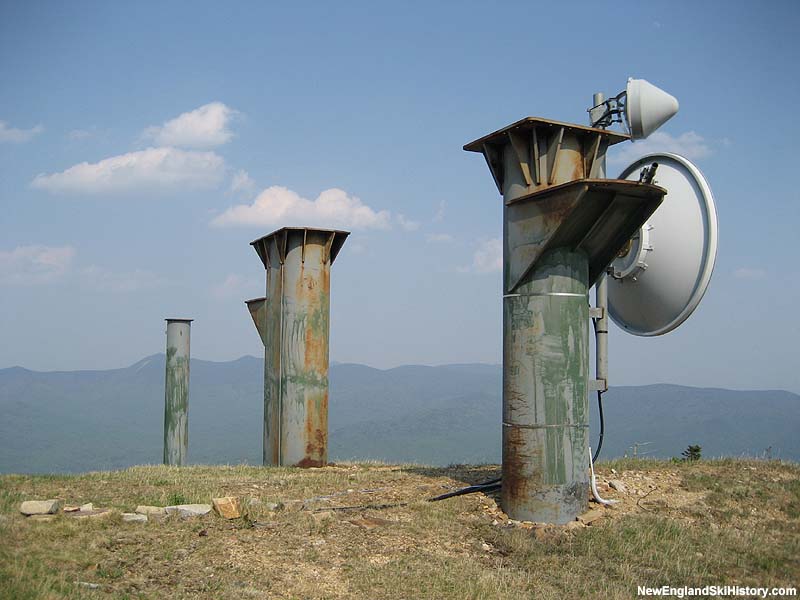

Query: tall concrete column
left=499, top=133, right=590, bottom=523
left=164, top=319, right=192, bottom=466
left=502, top=248, right=589, bottom=523
left=465, top=117, right=665, bottom=523
left=249, top=227, right=349, bottom=467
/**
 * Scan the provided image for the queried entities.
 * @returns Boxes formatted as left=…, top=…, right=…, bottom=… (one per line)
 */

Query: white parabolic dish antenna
left=608, top=153, right=718, bottom=336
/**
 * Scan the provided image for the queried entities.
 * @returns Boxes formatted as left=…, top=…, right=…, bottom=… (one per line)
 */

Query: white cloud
left=212, top=273, right=261, bottom=299
left=0, top=244, right=166, bottom=292
left=0, top=245, right=75, bottom=285
left=0, top=121, right=43, bottom=143
left=460, top=238, right=502, bottom=273
left=734, top=267, right=766, bottom=280
left=229, top=169, right=256, bottom=196
left=68, top=128, right=94, bottom=140
left=142, top=102, right=237, bottom=149
left=608, top=131, right=712, bottom=167
left=80, top=265, right=165, bottom=293
left=212, top=186, right=391, bottom=230
left=31, top=147, right=225, bottom=194
left=426, top=233, right=454, bottom=243
left=396, top=214, right=420, bottom=231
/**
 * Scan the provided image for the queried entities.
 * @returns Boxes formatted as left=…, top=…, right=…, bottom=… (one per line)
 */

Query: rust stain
left=302, top=263, right=330, bottom=374
left=304, top=324, right=326, bottom=372
left=502, top=425, right=529, bottom=504
left=556, top=146, right=584, bottom=184
left=297, top=388, right=328, bottom=468
left=542, top=195, right=577, bottom=232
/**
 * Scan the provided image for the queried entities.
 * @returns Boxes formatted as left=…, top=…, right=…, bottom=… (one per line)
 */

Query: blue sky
left=1, top=1, right=798, bottom=393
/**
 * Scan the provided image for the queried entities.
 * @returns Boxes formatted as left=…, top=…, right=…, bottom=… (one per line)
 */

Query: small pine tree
left=682, top=444, right=702, bottom=461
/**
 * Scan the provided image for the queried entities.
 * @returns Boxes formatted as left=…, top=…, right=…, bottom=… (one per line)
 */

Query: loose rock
left=565, top=520, right=586, bottom=531
left=609, top=480, right=628, bottom=494
left=76, top=582, right=100, bottom=589
left=212, top=496, right=241, bottom=519
left=20, top=500, right=62, bottom=516
left=122, top=513, right=148, bottom=523
left=135, top=505, right=166, bottom=516
left=577, top=508, right=604, bottom=525
left=165, top=504, right=212, bottom=518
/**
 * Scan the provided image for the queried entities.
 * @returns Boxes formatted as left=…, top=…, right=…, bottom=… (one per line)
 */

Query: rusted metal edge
left=328, top=231, right=350, bottom=265
left=464, top=116, right=629, bottom=153
left=531, top=127, right=541, bottom=185
left=505, top=179, right=665, bottom=292
left=250, top=227, right=351, bottom=269
left=481, top=142, right=503, bottom=194
left=546, top=127, right=565, bottom=185
left=504, top=178, right=664, bottom=206
left=506, top=183, right=589, bottom=293
left=245, top=297, right=267, bottom=346
left=507, top=130, right=532, bottom=186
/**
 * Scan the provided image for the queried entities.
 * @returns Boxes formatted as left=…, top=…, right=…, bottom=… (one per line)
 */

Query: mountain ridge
left=1, top=355, right=797, bottom=473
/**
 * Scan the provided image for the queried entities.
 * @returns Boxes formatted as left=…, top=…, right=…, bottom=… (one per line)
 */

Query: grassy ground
left=0, top=459, right=798, bottom=599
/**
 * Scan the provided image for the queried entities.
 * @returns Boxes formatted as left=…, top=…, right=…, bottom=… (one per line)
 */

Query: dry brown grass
left=1, top=459, right=798, bottom=599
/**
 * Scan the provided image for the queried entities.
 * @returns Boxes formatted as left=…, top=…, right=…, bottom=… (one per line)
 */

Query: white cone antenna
left=608, top=153, right=718, bottom=336
left=625, top=78, right=680, bottom=140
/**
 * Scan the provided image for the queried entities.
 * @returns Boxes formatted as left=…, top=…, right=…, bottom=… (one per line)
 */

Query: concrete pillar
left=249, top=228, right=348, bottom=467
left=164, top=319, right=192, bottom=466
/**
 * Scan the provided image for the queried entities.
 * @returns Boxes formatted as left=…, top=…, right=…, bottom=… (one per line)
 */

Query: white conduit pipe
left=589, top=446, right=617, bottom=506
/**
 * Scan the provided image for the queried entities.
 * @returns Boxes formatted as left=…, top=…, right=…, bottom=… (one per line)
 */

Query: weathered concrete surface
left=164, top=320, right=191, bottom=466
left=502, top=248, right=590, bottom=524
left=122, top=513, right=148, bottom=523
left=135, top=505, right=166, bottom=516
left=20, top=499, right=62, bottom=515
left=165, top=504, right=212, bottom=518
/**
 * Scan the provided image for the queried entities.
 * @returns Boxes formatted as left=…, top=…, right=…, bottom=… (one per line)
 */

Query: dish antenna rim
left=608, top=151, right=719, bottom=337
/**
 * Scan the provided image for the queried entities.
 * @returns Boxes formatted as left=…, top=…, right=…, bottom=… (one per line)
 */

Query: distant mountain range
left=1, top=355, right=797, bottom=473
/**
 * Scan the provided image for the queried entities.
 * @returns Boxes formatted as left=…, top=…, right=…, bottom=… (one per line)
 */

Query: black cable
left=428, top=481, right=502, bottom=502
left=592, top=390, right=604, bottom=463
left=477, top=477, right=501, bottom=486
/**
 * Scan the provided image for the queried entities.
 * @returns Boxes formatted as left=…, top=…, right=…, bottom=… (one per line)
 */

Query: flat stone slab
left=212, top=497, right=241, bottom=519
left=165, top=504, right=212, bottom=518
left=135, top=505, right=166, bottom=516
left=609, top=480, right=628, bottom=494
left=20, top=500, right=62, bottom=515
left=121, top=513, right=148, bottom=523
